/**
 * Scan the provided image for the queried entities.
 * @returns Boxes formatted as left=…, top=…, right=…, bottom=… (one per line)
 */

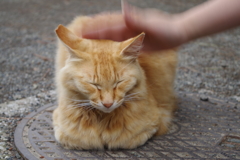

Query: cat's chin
left=96, top=107, right=116, bottom=113
left=100, top=110, right=113, bottom=113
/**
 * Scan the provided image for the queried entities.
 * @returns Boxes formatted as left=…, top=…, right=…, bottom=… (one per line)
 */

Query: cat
left=53, top=13, right=177, bottom=150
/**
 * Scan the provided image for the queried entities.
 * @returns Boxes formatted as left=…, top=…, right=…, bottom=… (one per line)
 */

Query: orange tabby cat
left=53, top=13, right=177, bottom=150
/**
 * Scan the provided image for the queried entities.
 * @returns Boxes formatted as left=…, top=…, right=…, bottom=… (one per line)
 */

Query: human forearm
left=179, top=0, right=240, bottom=43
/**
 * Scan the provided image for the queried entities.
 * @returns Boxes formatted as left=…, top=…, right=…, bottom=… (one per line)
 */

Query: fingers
left=121, top=0, right=138, bottom=30
left=83, top=24, right=134, bottom=41
left=82, top=1, right=148, bottom=42
left=121, top=0, right=146, bottom=32
left=82, top=13, right=126, bottom=41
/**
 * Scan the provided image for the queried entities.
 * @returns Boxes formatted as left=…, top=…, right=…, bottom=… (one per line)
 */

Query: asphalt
left=0, top=0, right=239, bottom=159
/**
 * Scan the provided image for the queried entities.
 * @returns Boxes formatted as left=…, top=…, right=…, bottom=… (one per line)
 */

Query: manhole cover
left=15, top=93, right=240, bottom=160
left=219, top=135, right=240, bottom=150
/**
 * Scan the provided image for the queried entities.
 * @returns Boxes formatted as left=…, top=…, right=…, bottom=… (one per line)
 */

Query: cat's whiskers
left=67, top=98, right=90, bottom=103
left=85, top=106, right=95, bottom=112
left=115, top=99, right=124, bottom=107
left=124, top=92, right=144, bottom=102
left=66, top=105, right=79, bottom=111
left=124, top=97, right=141, bottom=102
left=67, top=98, right=92, bottom=108
left=125, top=96, right=139, bottom=100
left=125, top=92, right=142, bottom=98
left=90, top=101, right=99, bottom=107
left=75, top=102, right=92, bottom=107
left=66, top=100, right=93, bottom=111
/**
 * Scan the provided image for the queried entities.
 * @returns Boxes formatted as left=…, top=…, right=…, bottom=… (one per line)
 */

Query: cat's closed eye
left=88, top=80, right=124, bottom=90
left=88, top=82, right=102, bottom=90
left=113, top=80, right=124, bottom=89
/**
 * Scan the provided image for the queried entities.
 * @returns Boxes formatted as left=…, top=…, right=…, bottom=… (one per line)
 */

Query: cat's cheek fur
left=58, top=69, right=77, bottom=92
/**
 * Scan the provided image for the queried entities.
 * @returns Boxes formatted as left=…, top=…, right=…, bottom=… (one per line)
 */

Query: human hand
left=83, top=0, right=187, bottom=51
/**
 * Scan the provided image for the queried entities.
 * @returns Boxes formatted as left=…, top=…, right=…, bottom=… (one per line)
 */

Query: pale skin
left=83, top=0, right=240, bottom=51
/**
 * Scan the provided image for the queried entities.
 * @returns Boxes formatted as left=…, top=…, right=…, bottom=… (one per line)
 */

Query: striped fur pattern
left=53, top=13, right=177, bottom=150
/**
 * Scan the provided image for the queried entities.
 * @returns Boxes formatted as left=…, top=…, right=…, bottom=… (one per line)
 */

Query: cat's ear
left=121, top=32, right=145, bottom=60
left=55, top=24, right=81, bottom=51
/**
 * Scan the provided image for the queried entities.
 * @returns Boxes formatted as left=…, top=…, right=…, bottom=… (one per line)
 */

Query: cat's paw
left=54, top=127, right=104, bottom=150
left=155, top=125, right=168, bottom=136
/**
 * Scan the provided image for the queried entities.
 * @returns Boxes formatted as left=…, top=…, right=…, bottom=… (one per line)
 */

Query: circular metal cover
left=14, top=93, right=240, bottom=160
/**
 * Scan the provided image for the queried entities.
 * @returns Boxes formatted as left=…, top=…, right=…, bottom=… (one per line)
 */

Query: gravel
left=0, top=0, right=239, bottom=159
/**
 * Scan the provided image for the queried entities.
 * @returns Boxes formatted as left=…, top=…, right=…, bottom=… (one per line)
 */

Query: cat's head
left=56, top=25, right=145, bottom=113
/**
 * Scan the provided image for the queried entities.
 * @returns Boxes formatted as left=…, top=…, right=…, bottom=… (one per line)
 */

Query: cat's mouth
left=90, top=99, right=124, bottom=113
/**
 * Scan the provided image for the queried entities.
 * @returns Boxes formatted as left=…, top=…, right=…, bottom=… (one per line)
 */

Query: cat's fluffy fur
left=53, top=13, right=177, bottom=150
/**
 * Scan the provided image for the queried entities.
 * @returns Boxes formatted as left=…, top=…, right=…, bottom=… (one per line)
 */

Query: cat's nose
left=102, top=103, right=113, bottom=108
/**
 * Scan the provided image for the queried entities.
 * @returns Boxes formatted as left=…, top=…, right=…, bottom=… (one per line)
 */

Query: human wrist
left=171, top=14, right=190, bottom=46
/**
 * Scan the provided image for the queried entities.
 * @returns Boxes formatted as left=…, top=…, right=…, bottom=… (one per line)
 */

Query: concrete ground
left=0, top=0, right=239, bottom=159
